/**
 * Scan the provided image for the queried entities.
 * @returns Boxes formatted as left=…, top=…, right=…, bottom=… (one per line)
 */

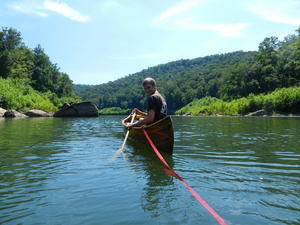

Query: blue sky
left=1, top=0, right=300, bottom=84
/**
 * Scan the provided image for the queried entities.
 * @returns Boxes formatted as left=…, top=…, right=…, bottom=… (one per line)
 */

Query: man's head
left=142, top=77, right=156, bottom=95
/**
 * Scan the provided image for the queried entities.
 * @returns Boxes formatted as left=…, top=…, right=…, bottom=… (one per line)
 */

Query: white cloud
left=176, top=19, right=247, bottom=37
left=9, top=1, right=49, bottom=17
left=246, top=0, right=300, bottom=25
left=9, top=0, right=90, bottom=22
left=154, top=0, right=246, bottom=38
left=155, top=0, right=204, bottom=24
left=43, top=1, right=90, bottom=22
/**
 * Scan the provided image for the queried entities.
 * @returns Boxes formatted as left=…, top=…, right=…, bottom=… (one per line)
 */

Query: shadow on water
left=125, top=139, right=177, bottom=217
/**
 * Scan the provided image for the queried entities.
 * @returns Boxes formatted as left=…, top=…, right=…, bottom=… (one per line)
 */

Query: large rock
left=54, top=102, right=99, bottom=117
left=3, top=110, right=28, bottom=118
left=0, top=107, right=6, bottom=117
left=25, top=109, right=53, bottom=117
left=245, top=109, right=269, bottom=117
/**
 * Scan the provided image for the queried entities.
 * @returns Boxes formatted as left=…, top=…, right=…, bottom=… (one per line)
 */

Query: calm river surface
left=0, top=116, right=299, bottom=225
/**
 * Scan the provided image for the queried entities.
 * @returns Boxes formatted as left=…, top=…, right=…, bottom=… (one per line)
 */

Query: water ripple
left=1, top=116, right=300, bottom=225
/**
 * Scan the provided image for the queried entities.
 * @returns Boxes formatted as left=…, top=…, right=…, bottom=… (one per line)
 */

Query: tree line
left=76, top=51, right=256, bottom=112
left=0, top=27, right=77, bottom=109
left=2, top=26, right=298, bottom=114
left=76, top=27, right=300, bottom=113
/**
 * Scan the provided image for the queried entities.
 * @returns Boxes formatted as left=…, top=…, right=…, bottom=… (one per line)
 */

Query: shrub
left=175, top=86, right=300, bottom=115
left=0, top=78, right=80, bottom=112
left=99, top=107, right=130, bottom=115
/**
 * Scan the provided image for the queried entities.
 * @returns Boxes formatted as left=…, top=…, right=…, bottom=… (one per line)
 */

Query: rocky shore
left=180, top=109, right=300, bottom=117
left=0, top=108, right=53, bottom=118
left=0, top=102, right=99, bottom=118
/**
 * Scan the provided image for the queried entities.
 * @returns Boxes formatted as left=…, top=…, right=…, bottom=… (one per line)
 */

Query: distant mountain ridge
left=74, top=28, right=300, bottom=113
left=75, top=51, right=256, bottom=112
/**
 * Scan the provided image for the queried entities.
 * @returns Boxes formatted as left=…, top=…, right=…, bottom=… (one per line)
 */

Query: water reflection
left=173, top=116, right=300, bottom=224
left=0, top=118, right=73, bottom=224
left=1, top=116, right=300, bottom=225
left=125, top=140, right=176, bottom=217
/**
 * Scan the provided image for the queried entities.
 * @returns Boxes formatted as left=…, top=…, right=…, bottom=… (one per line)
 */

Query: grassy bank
left=99, top=107, right=130, bottom=115
left=0, top=78, right=80, bottom=112
left=176, top=86, right=300, bottom=116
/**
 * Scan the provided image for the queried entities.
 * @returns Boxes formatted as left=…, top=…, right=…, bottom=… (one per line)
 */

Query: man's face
left=143, top=84, right=156, bottom=95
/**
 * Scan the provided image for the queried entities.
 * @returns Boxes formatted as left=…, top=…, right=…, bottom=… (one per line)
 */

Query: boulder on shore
left=25, top=109, right=53, bottom=117
left=3, top=110, right=28, bottom=118
left=0, top=107, right=6, bottom=117
left=245, top=109, right=269, bottom=117
left=54, top=101, right=99, bottom=117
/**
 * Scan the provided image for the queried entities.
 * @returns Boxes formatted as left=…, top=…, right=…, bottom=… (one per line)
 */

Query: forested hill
left=76, top=51, right=256, bottom=112
left=0, top=27, right=79, bottom=111
left=76, top=28, right=300, bottom=113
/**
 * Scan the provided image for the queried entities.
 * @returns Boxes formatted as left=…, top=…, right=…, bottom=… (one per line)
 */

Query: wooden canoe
left=122, top=115, right=174, bottom=154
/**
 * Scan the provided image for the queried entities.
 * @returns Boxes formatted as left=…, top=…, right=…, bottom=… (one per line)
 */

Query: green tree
left=255, top=36, right=281, bottom=92
left=0, top=27, right=25, bottom=78
left=0, top=27, right=22, bottom=51
left=31, top=44, right=54, bottom=92
left=9, top=47, right=34, bottom=79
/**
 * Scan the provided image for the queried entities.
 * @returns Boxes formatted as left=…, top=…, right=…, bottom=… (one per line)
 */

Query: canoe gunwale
left=121, top=115, right=171, bottom=131
left=121, top=115, right=174, bottom=154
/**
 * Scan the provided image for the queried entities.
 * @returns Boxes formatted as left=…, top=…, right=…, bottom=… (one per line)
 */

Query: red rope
left=143, top=129, right=227, bottom=225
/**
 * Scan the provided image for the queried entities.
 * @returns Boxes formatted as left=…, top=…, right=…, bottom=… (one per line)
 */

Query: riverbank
left=2, top=107, right=300, bottom=119
left=0, top=102, right=99, bottom=118
left=175, top=87, right=300, bottom=117
left=179, top=112, right=300, bottom=118
left=0, top=108, right=53, bottom=118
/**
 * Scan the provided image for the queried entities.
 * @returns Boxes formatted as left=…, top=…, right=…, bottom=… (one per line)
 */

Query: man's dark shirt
left=147, top=91, right=167, bottom=122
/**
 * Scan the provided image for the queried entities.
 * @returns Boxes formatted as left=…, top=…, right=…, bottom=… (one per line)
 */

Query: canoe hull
left=122, top=116, right=174, bottom=154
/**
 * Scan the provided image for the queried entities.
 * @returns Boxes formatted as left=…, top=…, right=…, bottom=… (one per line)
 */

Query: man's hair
left=142, top=77, right=156, bottom=87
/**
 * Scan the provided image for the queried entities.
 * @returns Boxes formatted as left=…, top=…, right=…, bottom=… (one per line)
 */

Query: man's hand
left=125, top=124, right=133, bottom=129
left=132, top=108, right=140, bottom=115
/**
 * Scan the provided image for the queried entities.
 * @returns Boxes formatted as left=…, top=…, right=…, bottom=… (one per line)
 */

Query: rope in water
left=142, top=129, right=227, bottom=225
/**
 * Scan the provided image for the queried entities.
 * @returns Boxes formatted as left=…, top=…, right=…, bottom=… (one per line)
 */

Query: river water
left=0, top=116, right=299, bottom=225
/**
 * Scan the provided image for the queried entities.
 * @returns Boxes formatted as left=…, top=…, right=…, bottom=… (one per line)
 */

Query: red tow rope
left=143, top=129, right=227, bottom=225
